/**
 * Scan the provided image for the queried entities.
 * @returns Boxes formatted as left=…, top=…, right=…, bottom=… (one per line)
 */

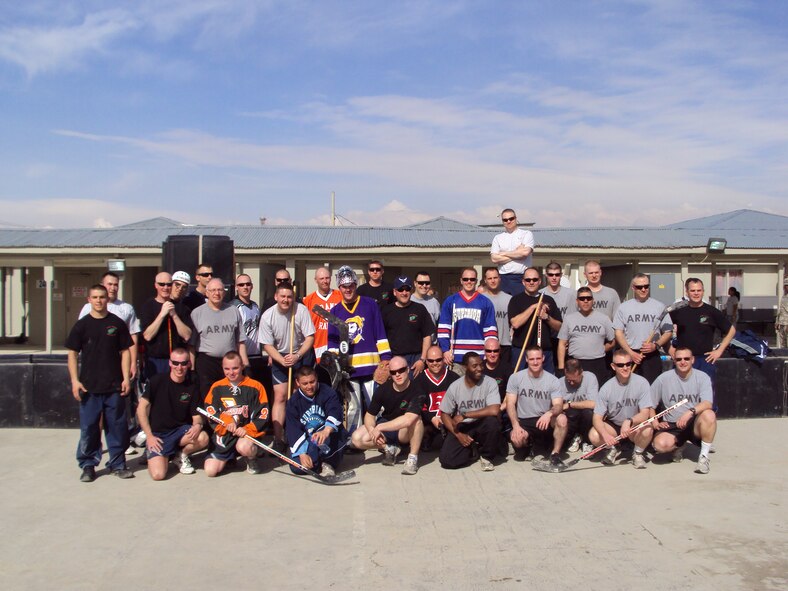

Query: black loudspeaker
left=162, top=235, right=235, bottom=287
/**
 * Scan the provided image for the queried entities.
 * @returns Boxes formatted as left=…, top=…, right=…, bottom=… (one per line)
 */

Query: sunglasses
left=674, top=356, right=692, bottom=362
left=156, top=282, right=173, bottom=287
left=395, top=286, right=412, bottom=292
left=613, top=361, right=634, bottom=368
left=170, top=360, right=190, bottom=367
left=426, top=358, right=443, bottom=363
left=197, top=272, right=213, bottom=277
left=523, top=277, right=540, bottom=283
left=390, top=367, right=408, bottom=376
left=275, top=277, right=290, bottom=283
left=502, top=216, right=516, bottom=222
left=461, top=277, right=477, bottom=283
left=577, top=296, right=593, bottom=301
left=416, top=281, right=430, bottom=286
left=236, top=282, right=252, bottom=287
left=368, top=267, right=383, bottom=272
left=546, top=272, right=561, bottom=277
left=484, top=348, right=500, bottom=353
left=633, top=284, right=650, bottom=290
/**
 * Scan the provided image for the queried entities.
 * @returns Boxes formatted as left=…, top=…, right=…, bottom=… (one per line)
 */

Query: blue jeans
left=499, top=273, right=524, bottom=297
left=77, top=391, right=129, bottom=470
left=289, top=429, right=348, bottom=474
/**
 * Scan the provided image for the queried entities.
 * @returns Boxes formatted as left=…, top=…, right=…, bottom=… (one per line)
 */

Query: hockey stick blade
left=530, top=399, right=688, bottom=474
left=197, top=407, right=357, bottom=485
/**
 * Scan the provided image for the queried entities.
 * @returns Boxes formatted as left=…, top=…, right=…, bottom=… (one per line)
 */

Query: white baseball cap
left=172, top=271, right=191, bottom=284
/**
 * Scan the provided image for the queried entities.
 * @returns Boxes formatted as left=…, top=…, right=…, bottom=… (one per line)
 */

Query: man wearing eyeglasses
left=541, top=261, right=574, bottom=366
left=557, top=287, right=615, bottom=386
left=230, top=274, right=273, bottom=395
left=438, top=268, right=498, bottom=372
left=136, top=348, right=208, bottom=480
left=170, top=271, right=191, bottom=303
left=411, top=270, right=440, bottom=328
left=490, top=208, right=535, bottom=296
left=357, top=260, right=393, bottom=308
left=140, top=272, right=193, bottom=379
left=382, top=276, right=435, bottom=377
left=350, top=356, right=425, bottom=475
left=559, top=358, right=598, bottom=454
left=505, top=346, right=567, bottom=468
left=416, top=345, right=459, bottom=451
left=509, top=268, right=562, bottom=374
left=613, top=273, right=673, bottom=384
left=183, top=263, right=213, bottom=312
left=190, top=278, right=248, bottom=396
left=651, top=348, right=717, bottom=474
left=590, top=350, right=654, bottom=469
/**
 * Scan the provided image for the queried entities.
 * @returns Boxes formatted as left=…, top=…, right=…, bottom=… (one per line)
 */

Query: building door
left=57, top=272, right=93, bottom=346
left=650, top=273, right=676, bottom=307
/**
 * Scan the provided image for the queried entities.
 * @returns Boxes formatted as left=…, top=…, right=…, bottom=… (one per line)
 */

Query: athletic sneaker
left=320, top=464, right=336, bottom=477
left=550, top=453, right=566, bottom=469
left=79, top=466, right=96, bottom=483
left=111, top=468, right=134, bottom=479
left=133, top=431, right=147, bottom=447
left=581, top=443, right=593, bottom=454
left=125, top=445, right=139, bottom=456
left=672, top=447, right=683, bottom=463
left=179, top=452, right=195, bottom=475
left=382, top=445, right=401, bottom=466
left=601, top=447, right=618, bottom=466
left=246, top=457, right=261, bottom=475
left=695, top=455, right=710, bottom=475
left=401, top=457, right=419, bottom=475
left=480, top=458, right=495, bottom=472
left=567, top=435, right=581, bottom=453
left=632, top=452, right=647, bottom=469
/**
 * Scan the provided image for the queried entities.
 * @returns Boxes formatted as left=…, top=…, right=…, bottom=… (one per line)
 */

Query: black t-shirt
left=182, top=289, right=207, bottom=312
left=416, top=368, right=460, bottom=420
left=671, top=303, right=732, bottom=356
left=65, top=313, right=133, bottom=394
left=508, top=293, right=562, bottom=348
left=142, top=372, right=201, bottom=432
left=357, top=282, right=393, bottom=308
left=139, top=298, right=193, bottom=358
left=483, top=361, right=514, bottom=401
left=368, top=380, right=425, bottom=423
left=381, top=302, right=435, bottom=355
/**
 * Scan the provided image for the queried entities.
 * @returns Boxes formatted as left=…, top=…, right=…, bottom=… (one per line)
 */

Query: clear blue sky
left=0, top=1, right=786, bottom=228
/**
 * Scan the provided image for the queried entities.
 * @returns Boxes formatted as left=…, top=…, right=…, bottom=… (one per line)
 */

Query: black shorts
left=659, top=419, right=698, bottom=446
left=515, top=417, right=553, bottom=448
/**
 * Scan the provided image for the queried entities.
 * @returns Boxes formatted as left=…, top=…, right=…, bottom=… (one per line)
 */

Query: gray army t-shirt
left=650, top=369, right=713, bottom=422
left=613, top=297, right=671, bottom=349
left=190, top=303, right=245, bottom=357
left=440, top=375, right=500, bottom=422
left=590, top=285, right=621, bottom=321
left=541, top=285, right=575, bottom=320
left=258, top=303, right=316, bottom=355
left=557, top=311, right=615, bottom=359
left=485, top=290, right=512, bottom=347
left=506, top=370, right=563, bottom=419
left=559, top=371, right=599, bottom=402
left=594, top=373, right=652, bottom=425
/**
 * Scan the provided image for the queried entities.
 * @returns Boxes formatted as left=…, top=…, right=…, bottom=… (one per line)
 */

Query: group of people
left=66, top=208, right=740, bottom=483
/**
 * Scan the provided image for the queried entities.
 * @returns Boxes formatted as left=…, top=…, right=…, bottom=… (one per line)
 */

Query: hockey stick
left=633, top=299, right=688, bottom=370
left=197, top=407, right=357, bottom=485
left=287, top=284, right=297, bottom=400
left=513, top=292, right=544, bottom=373
left=531, top=398, right=688, bottom=473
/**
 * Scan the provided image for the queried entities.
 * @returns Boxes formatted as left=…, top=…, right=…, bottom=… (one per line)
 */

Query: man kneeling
left=439, top=352, right=502, bottom=471
left=286, top=366, right=348, bottom=478
left=651, top=348, right=717, bottom=474
left=203, top=351, right=270, bottom=477
left=350, top=356, right=425, bottom=475
left=137, top=348, right=209, bottom=480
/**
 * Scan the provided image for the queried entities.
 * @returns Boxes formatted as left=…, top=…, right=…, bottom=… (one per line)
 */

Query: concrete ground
left=1, top=418, right=785, bottom=591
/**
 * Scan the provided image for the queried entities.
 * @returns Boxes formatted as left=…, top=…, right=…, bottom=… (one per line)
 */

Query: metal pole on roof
left=331, top=191, right=336, bottom=226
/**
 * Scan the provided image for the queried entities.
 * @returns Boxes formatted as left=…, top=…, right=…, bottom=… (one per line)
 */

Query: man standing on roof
left=490, top=208, right=535, bottom=296
left=437, top=267, right=498, bottom=372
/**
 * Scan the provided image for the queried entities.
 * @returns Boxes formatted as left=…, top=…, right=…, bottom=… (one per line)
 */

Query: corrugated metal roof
left=0, top=210, right=785, bottom=250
